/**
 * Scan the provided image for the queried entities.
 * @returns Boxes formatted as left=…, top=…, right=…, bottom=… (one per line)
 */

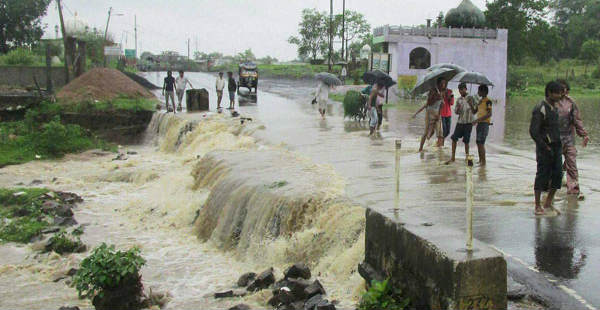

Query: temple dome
left=445, top=0, right=486, bottom=28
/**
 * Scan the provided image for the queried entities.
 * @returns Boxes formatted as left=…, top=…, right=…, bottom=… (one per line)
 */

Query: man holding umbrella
left=314, top=72, right=342, bottom=119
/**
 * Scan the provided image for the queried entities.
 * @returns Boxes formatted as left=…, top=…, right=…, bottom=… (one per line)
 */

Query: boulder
left=54, top=216, right=78, bottom=227
left=278, top=301, right=304, bottom=310
left=316, top=300, right=336, bottom=310
left=56, top=205, right=74, bottom=217
left=284, top=263, right=311, bottom=280
left=214, top=290, right=233, bottom=299
left=286, top=278, right=311, bottom=301
left=41, top=200, right=60, bottom=213
left=237, top=272, right=257, bottom=287
left=246, top=267, right=275, bottom=292
left=58, top=307, right=80, bottom=310
left=228, top=304, right=251, bottom=310
left=303, top=294, right=324, bottom=310
left=304, top=280, right=326, bottom=299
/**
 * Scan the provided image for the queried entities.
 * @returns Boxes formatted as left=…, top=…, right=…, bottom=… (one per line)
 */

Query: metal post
left=466, top=155, right=474, bottom=251
left=103, top=7, right=113, bottom=67
left=395, top=140, right=402, bottom=210
left=328, top=0, right=333, bottom=72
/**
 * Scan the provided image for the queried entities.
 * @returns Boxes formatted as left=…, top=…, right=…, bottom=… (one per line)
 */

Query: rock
left=29, top=179, right=43, bottom=185
left=246, top=267, right=275, bottom=292
left=277, top=287, right=296, bottom=305
left=303, top=294, right=324, bottom=310
left=278, top=301, right=304, bottom=310
left=56, top=205, right=74, bottom=217
left=228, top=304, right=251, bottom=310
left=126, top=151, right=138, bottom=155
left=316, top=300, right=335, bottom=310
left=214, top=290, right=233, bottom=299
left=304, top=280, right=326, bottom=299
left=285, top=278, right=312, bottom=301
left=284, top=263, right=311, bottom=280
left=112, top=153, right=128, bottom=161
left=507, top=277, right=528, bottom=301
left=268, top=295, right=281, bottom=307
left=41, top=200, right=60, bottom=213
left=58, top=307, right=80, bottom=310
left=54, top=216, right=77, bottom=227
left=12, top=207, right=32, bottom=217
left=55, top=192, right=83, bottom=204
left=41, top=227, right=61, bottom=234
left=12, top=191, right=26, bottom=197
left=237, top=272, right=257, bottom=287
left=51, top=268, right=78, bottom=282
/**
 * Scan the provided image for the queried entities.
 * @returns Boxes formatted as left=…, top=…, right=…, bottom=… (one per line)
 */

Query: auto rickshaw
left=238, top=62, right=258, bottom=93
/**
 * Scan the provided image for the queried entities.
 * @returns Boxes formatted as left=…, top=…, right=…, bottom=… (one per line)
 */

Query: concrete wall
left=361, top=208, right=507, bottom=309
left=0, top=66, right=67, bottom=89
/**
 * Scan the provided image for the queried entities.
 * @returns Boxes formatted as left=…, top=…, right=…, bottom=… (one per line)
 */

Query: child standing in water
left=446, top=83, right=476, bottom=164
left=472, top=85, right=492, bottom=165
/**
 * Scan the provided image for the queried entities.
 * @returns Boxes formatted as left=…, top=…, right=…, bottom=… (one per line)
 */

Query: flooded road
left=145, top=71, right=600, bottom=308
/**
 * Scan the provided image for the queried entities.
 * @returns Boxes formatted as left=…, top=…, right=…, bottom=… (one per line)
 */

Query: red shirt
left=440, top=89, right=454, bottom=117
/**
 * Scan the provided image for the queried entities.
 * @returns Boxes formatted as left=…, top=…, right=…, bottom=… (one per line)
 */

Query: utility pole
left=187, top=38, right=190, bottom=60
left=134, top=15, right=137, bottom=59
left=342, top=0, right=345, bottom=62
left=56, top=0, right=69, bottom=83
left=103, top=7, right=112, bottom=67
left=329, top=0, right=333, bottom=72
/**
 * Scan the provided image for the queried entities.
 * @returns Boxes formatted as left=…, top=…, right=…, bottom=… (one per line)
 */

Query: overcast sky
left=41, top=0, right=488, bottom=61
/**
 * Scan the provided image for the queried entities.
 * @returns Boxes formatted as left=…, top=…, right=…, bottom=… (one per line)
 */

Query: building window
left=409, top=47, right=431, bottom=69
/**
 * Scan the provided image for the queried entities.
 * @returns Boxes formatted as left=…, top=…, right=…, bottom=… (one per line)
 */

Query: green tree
left=580, top=39, right=600, bottom=74
left=551, top=0, right=600, bottom=58
left=258, top=55, right=278, bottom=64
left=236, top=48, right=256, bottom=62
left=484, top=0, right=549, bottom=64
left=193, top=51, right=208, bottom=60
left=288, top=8, right=328, bottom=61
left=335, top=10, right=370, bottom=61
left=527, top=20, right=563, bottom=63
left=0, top=0, right=52, bottom=54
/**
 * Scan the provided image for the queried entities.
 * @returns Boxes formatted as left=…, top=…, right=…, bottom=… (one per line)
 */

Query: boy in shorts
left=446, top=83, right=476, bottom=164
left=472, top=85, right=492, bottom=165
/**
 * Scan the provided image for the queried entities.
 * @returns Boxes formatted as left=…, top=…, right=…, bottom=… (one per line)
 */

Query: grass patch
left=61, top=97, right=157, bottom=113
left=0, top=102, right=115, bottom=167
left=0, top=188, right=51, bottom=243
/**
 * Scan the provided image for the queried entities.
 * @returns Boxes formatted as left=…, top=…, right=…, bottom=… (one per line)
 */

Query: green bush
left=343, top=90, right=365, bottom=120
left=1, top=48, right=38, bottom=65
left=507, top=71, right=528, bottom=92
left=592, top=67, right=600, bottom=79
left=359, top=279, right=410, bottom=310
left=74, top=243, right=146, bottom=307
left=0, top=188, right=51, bottom=243
left=46, top=230, right=86, bottom=254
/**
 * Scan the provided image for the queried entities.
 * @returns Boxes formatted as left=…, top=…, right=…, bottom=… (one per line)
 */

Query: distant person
left=162, top=70, right=176, bottom=113
left=446, top=83, right=476, bottom=164
left=340, top=65, right=347, bottom=84
left=556, top=79, right=589, bottom=198
left=530, top=81, right=563, bottom=215
left=175, top=70, right=194, bottom=111
left=368, top=80, right=386, bottom=134
left=315, top=81, right=331, bottom=119
left=216, top=72, right=226, bottom=110
left=413, top=77, right=445, bottom=152
left=227, top=71, right=237, bottom=110
left=440, top=79, right=454, bottom=146
left=472, top=85, right=492, bottom=166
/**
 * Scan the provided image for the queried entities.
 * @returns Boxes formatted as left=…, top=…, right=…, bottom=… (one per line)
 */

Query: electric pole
left=187, top=38, right=190, bottom=60
left=56, top=0, right=69, bottom=82
left=104, top=7, right=112, bottom=43
left=134, top=15, right=137, bottom=59
left=342, top=0, right=345, bottom=62
left=329, top=0, right=333, bottom=72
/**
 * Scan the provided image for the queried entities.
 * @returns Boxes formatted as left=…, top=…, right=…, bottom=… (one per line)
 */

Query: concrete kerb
left=361, top=208, right=507, bottom=309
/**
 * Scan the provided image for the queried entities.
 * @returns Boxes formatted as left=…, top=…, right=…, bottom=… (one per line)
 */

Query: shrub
left=507, top=71, right=528, bottom=92
left=28, top=117, right=95, bottom=157
left=46, top=230, right=86, bottom=254
left=1, top=48, right=38, bottom=65
left=343, top=90, right=365, bottom=120
left=359, top=279, right=410, bottom=310
left=74, top=243, right=146, bottom=310
left=592, top=67, right=600, bottom=79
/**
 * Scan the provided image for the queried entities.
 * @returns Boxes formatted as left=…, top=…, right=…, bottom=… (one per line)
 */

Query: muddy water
left=148, top=72, right=600, bottom=308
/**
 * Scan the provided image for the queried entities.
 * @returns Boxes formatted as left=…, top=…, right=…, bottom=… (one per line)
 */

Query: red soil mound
left=56, top=68, right=154, bottom=102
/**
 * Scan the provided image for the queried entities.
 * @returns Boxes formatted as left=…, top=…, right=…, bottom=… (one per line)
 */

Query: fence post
left=466, top=155, right=474, bottom=251
left=395, top=139, right=402, bottom=210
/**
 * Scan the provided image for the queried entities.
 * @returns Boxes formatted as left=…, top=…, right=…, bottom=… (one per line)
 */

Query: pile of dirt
left=56, top=68, right=154, bottom=102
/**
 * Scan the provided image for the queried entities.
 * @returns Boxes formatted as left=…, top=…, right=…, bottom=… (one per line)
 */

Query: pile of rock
left=38, top=191, right=82, bottom=228
left=216, top=263, right=336, bottom=310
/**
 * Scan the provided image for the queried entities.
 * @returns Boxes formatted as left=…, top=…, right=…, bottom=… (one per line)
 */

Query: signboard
left=103, top=45, right=122, bottom=56
left=124, top=49, right=136, bottom=59
left=371, top=52, right=391, bottom=73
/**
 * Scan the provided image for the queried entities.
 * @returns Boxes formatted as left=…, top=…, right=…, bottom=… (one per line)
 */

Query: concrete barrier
left=360, top=208, right=506, bottom=309
left=0, top=66, right=67, bottom=89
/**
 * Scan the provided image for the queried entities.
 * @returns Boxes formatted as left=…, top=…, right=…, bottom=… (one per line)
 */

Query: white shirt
left=341, top=67, right=347, bottom=77
left=216, top=77, right=225, bottom=91
left=176, top=76, right=191, bottom=91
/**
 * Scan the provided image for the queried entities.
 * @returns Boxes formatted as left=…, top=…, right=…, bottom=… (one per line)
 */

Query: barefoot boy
left=472, top=85, right=492, bottom=165
left=446, top=83, right=476, bottom=164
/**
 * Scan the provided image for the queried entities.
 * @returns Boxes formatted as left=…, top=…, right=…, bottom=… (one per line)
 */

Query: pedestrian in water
left=216, top=72, right=226, bottom=111
left=446, top=83, right=476, bottom=164
left=227, top=71, right=237, bottom=110
left=315, top=80, right=331, bottom=119
left=472, top=85, right=492, bottom=165
left=162, top=70, right=176, bottom=113
left=413, top=77, right=445, bottom=152
left=556, top=79, right=589, bottom=198
left=367, top=80, right=386, bottom=135
left=440, top=79, right=454, bottom=147
left=340, top=65, right=347, bottom=84
left=175, top=70, right=194, bottom=111
left=530, top=81, right=564, bottom=215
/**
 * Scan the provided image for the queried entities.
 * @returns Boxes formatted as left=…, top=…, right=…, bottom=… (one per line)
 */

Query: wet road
left=144, top=72, right=600, bottom=309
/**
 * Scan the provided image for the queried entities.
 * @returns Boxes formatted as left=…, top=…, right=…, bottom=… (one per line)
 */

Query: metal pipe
left=466, top=155, right=474, bottom=251
left=395, top=140, right=402, bottom=210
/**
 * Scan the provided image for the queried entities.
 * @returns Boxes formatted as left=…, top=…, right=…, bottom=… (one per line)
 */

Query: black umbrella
left=362, top=70, right=396, bottom=88
left=315, top=72, right=342, bottom=86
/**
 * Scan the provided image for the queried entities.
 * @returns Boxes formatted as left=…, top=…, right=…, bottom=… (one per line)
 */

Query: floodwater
left=147, top=71, right=600, bottom=308
left=0, top=70, right=598, bottom=309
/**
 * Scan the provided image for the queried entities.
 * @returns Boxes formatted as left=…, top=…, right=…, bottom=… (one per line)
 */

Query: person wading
left=556, top=79, right=589, bottom=199
left=440, top=79, right=454, bottom=147
left=530, top=81, right=564, bottom=216
left=315, top=81, right=331, bottom=119
left=175, top=70, right=194, bottom=111
left=368, top=80, right=386, bottom=135
left=227, top=71, right=237, bottom=110
left=446, top=82, right=476, bottom=164
left=413, top=77, right=446, bottom=152
left=216, top=72, right=225, bottom=111
left=162, top=70, right=177, bottom=113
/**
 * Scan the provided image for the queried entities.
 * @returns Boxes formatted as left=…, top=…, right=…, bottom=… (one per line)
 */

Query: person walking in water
left=315, top=80, right=331, bottom=119
left=472, top=85, right=492, bottom=166
left=413, top=77, right=446, bottom=152
left=175, top=70, right=193, bottom=111
left=162, top=70, right=176, bottom=113
left=368, top=80, right=386, bottom=135
left=439, top=79, right=454, bottom=147
left=530, top=81, right=564, bottom=215
left=216, top=72, right=226, bottom=111
left=446, top=83, right=476, bottom=164
left=227, top=71, right=237, bottom=110
left=556, top=79, right=589, bottom=198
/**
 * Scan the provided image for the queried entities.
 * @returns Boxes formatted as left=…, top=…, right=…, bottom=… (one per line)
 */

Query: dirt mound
left=57, top=68, right=154, bottom=102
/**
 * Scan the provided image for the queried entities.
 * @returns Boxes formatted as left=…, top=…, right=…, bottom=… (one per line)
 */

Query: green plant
left=0, top=48, right=38, bottom=65
left=343, top=90, right=365, bottom=120
left=74, top=243, right=146, bottom=300
left=46, top=230, right=86, bottom=254
left=359, top=279, right=410, bottom=310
